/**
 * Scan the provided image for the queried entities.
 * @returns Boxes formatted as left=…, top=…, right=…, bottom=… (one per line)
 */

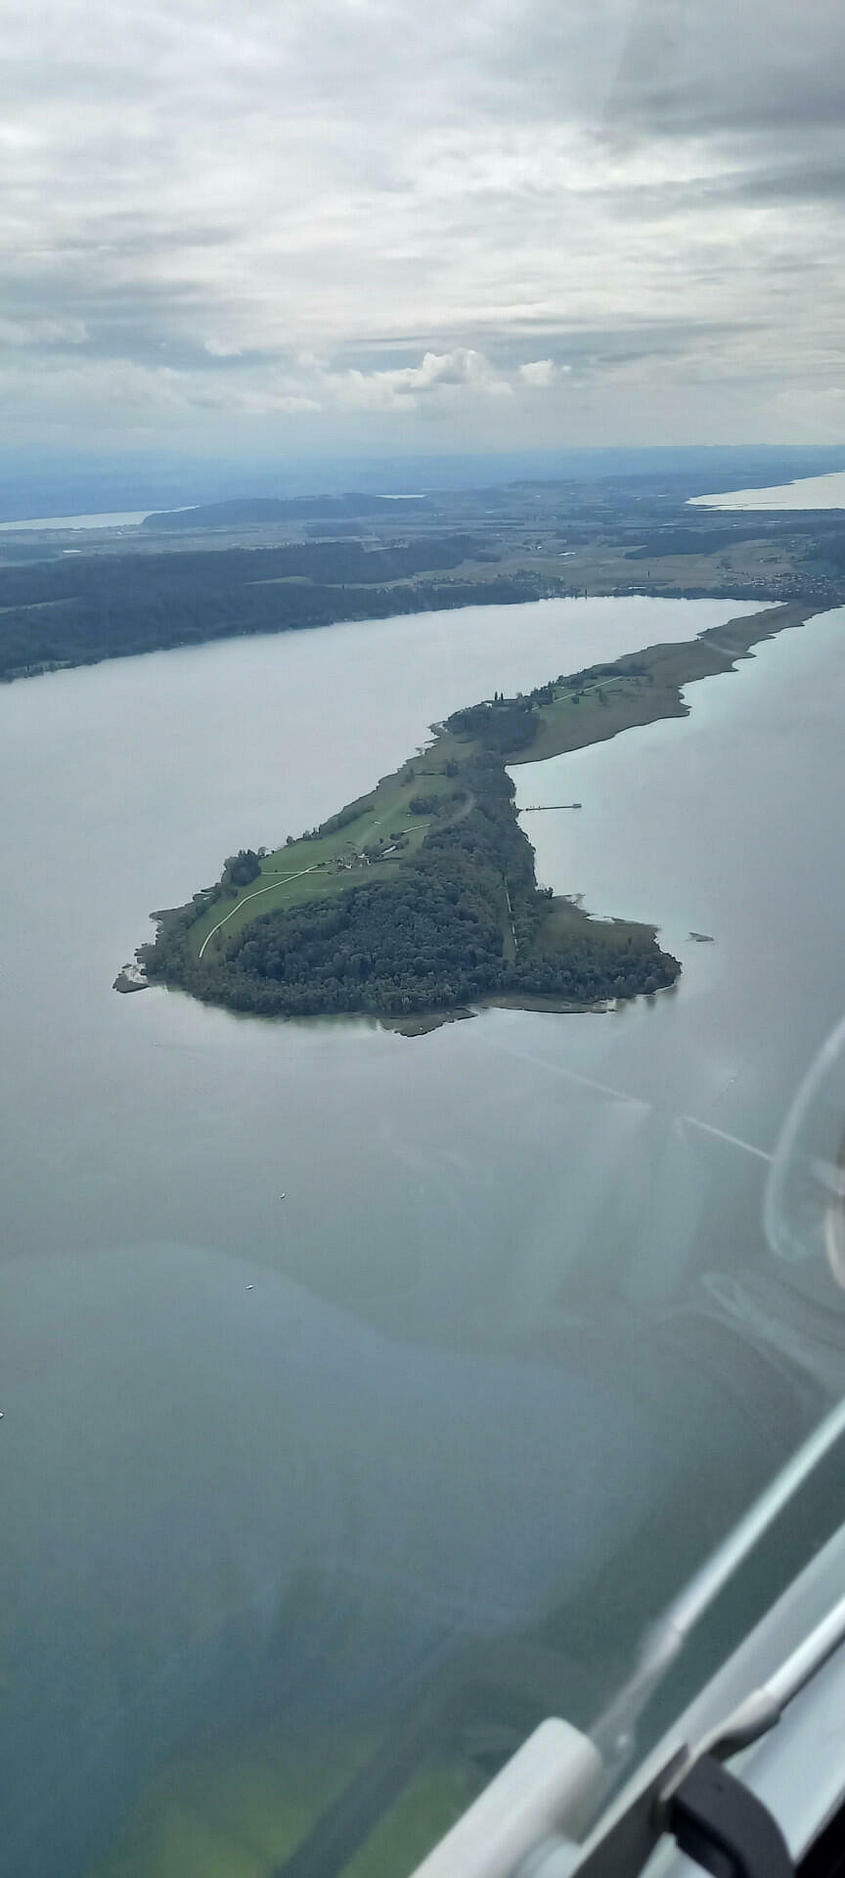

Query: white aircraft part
left=410, top=1718, right=602, bottom=1878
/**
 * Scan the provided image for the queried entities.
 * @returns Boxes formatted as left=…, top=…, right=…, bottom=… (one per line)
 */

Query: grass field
left=512, top=602, right=817, bottom=767
left=186, top=748, right=464, bottom=958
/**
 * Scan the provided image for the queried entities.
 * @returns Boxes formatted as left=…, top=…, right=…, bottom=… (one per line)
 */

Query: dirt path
left=198, top=868, right=316, bottom=958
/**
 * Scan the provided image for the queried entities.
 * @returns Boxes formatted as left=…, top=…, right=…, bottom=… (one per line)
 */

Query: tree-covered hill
left=0, top=534, right=507, bottom=680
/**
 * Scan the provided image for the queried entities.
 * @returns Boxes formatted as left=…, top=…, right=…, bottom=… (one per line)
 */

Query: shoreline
left=508, top=601, right=822, bottom=768
left=382, top=996, right=610, bottom=1036
left=128, top=597, right=825, bottom=1034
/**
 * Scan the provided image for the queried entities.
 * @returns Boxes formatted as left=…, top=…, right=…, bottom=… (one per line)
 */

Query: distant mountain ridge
left=142, top=493, right=432, bottom=530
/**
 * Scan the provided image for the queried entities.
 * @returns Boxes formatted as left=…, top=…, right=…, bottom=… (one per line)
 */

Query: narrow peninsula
left=134, top=602, right=815, bottom=1031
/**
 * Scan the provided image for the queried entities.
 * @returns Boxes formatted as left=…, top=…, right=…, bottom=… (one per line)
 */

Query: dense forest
left=0, top=533, right=528, bottom=681
left=141, top=746, right=679, bottom=1022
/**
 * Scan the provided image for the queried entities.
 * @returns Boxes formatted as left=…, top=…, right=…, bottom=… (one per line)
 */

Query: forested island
left=130, top=602, right=817, bottom=1031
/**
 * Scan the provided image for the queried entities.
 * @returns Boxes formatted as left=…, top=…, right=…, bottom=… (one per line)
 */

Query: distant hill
left=142, top=494, right=432, bottom=531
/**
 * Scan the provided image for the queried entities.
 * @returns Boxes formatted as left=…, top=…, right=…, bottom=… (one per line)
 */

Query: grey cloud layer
left=2, top=0, right=844, bottom=447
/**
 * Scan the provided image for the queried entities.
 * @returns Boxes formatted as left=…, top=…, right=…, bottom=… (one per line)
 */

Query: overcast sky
left=2, top=0, right=845, bottom=455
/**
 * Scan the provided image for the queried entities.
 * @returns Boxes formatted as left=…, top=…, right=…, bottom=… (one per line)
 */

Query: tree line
left=0, top=535, right=554, bottom=680
left=141, top=749, right=679, bottom=1020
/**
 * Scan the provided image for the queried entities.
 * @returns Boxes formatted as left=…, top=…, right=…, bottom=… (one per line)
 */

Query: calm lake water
left=0, top=507, right=195, bottom=532
left=689, top=469, right=845, bottom=510
left=2, top=594, right=844, bottom=1878
left=0, top=509, right=157, bottom=532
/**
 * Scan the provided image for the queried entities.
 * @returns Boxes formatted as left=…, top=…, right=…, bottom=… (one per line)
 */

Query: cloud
left=0, top=316, right=89, bottom=348
left=204, top=337, right=243, bottom=359
left=519, top=360, right=567, bottom=388
left=0, top=0, right=844, bottom=449
left=330, top=348, right=517, bottom=410
left=590, top=0, right=844, bottom=150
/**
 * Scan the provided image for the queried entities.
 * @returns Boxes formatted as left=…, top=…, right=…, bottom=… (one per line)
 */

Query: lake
left=689, top=469, right=845, bottom=510
left=0, top=509, right=158, bottom=532
left=2, top=593, right=844, bottom=1878
left=0, top=507, right=197, bottom=532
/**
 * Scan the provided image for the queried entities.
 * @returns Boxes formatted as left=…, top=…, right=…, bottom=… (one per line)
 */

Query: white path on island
left=198, top=868, right=317, bottom=958
left=196, top=788, right=478, bottom=961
